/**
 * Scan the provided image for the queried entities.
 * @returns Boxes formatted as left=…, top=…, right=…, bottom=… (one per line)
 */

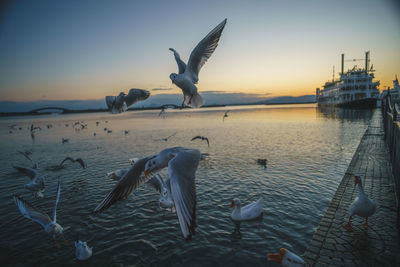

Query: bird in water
left=169, top=19, right=227, bottom=108
left=267, top=248, right=305, bottom=267
left=75, top=240, right=93, bottom=260
left=191, top=136, right=210, bottom=147
left=62, top=138, right=69, bottom=144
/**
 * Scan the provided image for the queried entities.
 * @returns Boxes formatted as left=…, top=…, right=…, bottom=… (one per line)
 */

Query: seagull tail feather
left=186, top=93, right=204, bottom=108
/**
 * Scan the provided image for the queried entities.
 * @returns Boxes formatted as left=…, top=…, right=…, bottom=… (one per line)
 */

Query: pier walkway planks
left=303, top=109, right=400, bottom=266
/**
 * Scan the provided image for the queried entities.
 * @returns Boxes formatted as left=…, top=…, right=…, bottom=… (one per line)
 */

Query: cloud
left=151, top=87, right=173, bottom=91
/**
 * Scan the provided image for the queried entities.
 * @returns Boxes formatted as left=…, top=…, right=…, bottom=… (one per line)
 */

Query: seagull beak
left=230, top=200, right=234, bottom=208
left=267, top=248, right=286, bottom=263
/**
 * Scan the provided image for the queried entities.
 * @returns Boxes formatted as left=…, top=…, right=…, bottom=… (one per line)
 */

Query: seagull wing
left=53, top=178, right=61, bottom=222
left=185, top=19, right=227, bottom=84
left=105, top=96, right=116, bottom=111
left=14, top=196, right=52, bottom=228
left=145, top=174, right=166, bottom=194
left=13, top=165, right=38, bottom=180
left=124, top=89, right=150, bottom=107
left=169, top=48, right=187, bottom=74
left=169, top=149, right=200, bottom=239
left=94, top=155, right=156, bottom=213
left=60, top=157, right=73, bottom=166
left=76, top=158, right=86, bottom=169
left=191, top=136, right=201, bottom=141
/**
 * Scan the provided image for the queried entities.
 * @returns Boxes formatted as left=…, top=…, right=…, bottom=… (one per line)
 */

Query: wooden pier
left=303, top=106, right=400, bottom=266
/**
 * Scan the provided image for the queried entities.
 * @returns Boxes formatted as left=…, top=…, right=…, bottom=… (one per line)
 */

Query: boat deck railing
left=382, top=93, right=400, bottom=229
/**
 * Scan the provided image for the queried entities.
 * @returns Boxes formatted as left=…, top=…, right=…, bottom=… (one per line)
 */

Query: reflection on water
left=316, top=105, right=373, bottom=121
left=0, top=104, right=373, bottom=266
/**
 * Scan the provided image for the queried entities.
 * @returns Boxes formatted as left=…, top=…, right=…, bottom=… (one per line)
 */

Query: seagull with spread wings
left=191, top=136, right=210, bottom=147
left=169, top=19, right=227, bottom=108
left=13, top=165, right=45, bottom=198
left=94, top=147, right=200, bottom=240
left=13, top=178, right=68, bottom=248
left=105, top=88, right=150, bottom=114
left=59, top=157, right=86, bottom=169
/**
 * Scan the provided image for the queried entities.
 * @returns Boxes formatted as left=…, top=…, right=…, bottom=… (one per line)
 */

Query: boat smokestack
left=341, top=54, right=344, bottom=75
left=365, top=51, right=370, bottom=73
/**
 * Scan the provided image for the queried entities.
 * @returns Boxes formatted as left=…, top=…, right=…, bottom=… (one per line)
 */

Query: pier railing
left=382, top=94, right=400, bottom=229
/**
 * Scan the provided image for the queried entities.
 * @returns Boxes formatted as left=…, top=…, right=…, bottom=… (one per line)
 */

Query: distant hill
left=0, top=93, right=316, bottom=113
left=257, top=95, right=316, bottom=104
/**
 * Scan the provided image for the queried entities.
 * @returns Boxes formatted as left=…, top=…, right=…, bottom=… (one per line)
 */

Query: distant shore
left=0, top=102, right=316, bottom=117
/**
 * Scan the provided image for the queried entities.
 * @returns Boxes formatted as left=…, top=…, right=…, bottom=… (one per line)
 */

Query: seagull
left=13, top=165, right=46, bottom=198
left=257, top=159, right=267, bottom=168
left=94, top=147, right=200, bottom=240
left=17, top=150, right=38, bottom=169
left=169, top=19, right=227, bottom=108
left=191, top=136, right=210, bottom=147
left=105, top=88, right=150, bottom=114
left=96, top=121, right=100, bottom=126
left=75, top=240, right=93, bottom=260
left=124, top=130, right=130, bottom=135
left=155, top=132, right=177, bottom=142
left=223, top=110, right=230, bottom=121
left=59, top=157, right=86, bottom=169
left=107, top=130, right=112, bottom=133
left=13, top=178, right=68, bottom=248
left=146, top=174, right=175, bottom=212
left=267, top=248, right=305, bottom=267
left=62, top=138, right=69, bottom=144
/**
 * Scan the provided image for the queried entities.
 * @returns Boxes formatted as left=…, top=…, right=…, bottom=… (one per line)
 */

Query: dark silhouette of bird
left=154, top=132, right=177, bottom=142
left=257, top=159, right=267, bottom=168
left=223, top=110, right=230, bottom=122
left=59, top=157, right=86, bottom=169
left=62, top=138, right=69, bottom=144
left=191, top=136, right=210, bottom=147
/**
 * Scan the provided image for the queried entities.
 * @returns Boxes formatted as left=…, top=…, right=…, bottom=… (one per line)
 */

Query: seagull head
left=169, top=73, right=177, bottom=83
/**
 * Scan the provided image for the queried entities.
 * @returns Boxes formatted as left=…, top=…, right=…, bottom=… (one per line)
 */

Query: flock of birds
left=8, top=18, right=378, bottom=266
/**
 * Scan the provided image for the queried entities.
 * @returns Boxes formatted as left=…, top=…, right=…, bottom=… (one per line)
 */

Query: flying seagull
left=59, top=157, right=86, bottom=169
left=13, top=165, right=45, bottom=198
left=154, top=132, right=177, bottom=142
left=94, top=147, right=200, bottom=240
left=223, top=110, right=230, bottom=122
left=13, top=178, right=68, bottom=248
left=169, top=19, right=227, bottom=108
left=105, top=88, right=150, bottom=114
left=191, top=136, right=210, bottom=147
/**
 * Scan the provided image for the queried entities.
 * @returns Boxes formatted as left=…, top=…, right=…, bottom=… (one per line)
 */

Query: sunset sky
left=0, top=0, right=399, bottom=102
